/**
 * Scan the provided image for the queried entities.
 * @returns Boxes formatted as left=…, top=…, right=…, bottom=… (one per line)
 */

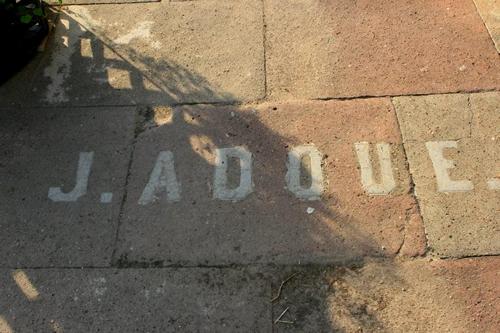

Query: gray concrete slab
left=115, top=100, right=424, bottom=266
left=394, top=92, right=500, bottom=257
left=0, top=268, right=270, bottom=332
left=0, top=0, right=264, bottom=107
left=0, top=107, right=136, bottom=267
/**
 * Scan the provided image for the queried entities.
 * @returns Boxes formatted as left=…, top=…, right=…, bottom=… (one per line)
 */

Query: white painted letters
left=425, top=141, right=473, bottom=192
left=48, top=152, right=94, bottom=202
left=354, top=142, right=396, bottom=195
left=47, top=141, right=495, bottom=205
left=213, top=147, right=253, bottom=201
left=487, top=178, right=499, bottom=190
left=286, top=145, right=324, bottom=200
left=139, top=151, right=181, bottom=205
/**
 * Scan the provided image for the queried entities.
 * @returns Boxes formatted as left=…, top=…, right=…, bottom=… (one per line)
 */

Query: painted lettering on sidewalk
left=47, top=141, right=498, bottom=203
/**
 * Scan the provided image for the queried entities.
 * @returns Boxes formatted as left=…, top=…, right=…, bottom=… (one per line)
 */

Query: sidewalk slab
left=473, top=0, right=500, bottom=52
left=0, top=0, right=264, bottom=107
left=115, top=99, right=424, bottom=266
left=270, top=257, right=500, bottom=332
left=393, top=92, right=500, bottom=257
left=0, top=107, right=135, bottom=267
left=265, top=0, right=500, bottom=100
left=0, top=268, right=270, bottom=332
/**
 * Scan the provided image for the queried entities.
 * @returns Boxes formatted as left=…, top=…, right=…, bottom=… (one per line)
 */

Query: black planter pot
left=0, top=1, right=49, bottom=84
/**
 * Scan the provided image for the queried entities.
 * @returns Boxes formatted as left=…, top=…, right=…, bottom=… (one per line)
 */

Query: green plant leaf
left=20, top=14, right=32, bottom=24
left=33, top=7, right=43, bottom=16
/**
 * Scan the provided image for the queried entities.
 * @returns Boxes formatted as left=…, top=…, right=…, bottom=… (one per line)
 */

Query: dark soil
left=0, top=0, right=49, bottom=83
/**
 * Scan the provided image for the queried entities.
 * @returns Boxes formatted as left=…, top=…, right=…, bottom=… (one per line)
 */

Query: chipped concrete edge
left=391, top=91, right=500, bottom=260
left=389, top=98, right=429, bottom=258
left=472, top=0, right=500, bottom=53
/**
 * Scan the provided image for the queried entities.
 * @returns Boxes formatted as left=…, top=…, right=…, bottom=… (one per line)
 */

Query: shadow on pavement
left=0, top=6, right=484, bottom=333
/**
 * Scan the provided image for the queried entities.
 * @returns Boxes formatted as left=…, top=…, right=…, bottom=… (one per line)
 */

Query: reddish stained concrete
left=116, top=99, right=425, bottom=265
left=266, top=0, right=500, bottom=99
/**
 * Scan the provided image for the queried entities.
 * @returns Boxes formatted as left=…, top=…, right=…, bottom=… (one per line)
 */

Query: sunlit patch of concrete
left=0, top=316, right=13, bottom=333
left=106, top=67, right=132, bottom=89
left=12, top=270, right=40, bottom=301
left=49, top=320, right=64, bottom=333
left=189, top=135, right=216, bottom=166
left=80, top=38, right=93, bottom=58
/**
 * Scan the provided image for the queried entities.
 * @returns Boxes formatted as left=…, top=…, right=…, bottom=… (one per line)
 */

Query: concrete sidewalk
left=0, top=0, right=498, bottom=332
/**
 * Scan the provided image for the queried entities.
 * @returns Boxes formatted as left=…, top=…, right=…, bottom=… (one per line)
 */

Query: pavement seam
left=3, top=254, right=500, bottom=270
left=436, top=253, right=500, bottom=260
left=390, top=97, right=429, bottom=258
left=309, top=87, right=499, bottom=102
left=262, top=0, right=268, bottom=100
left=467, top=94, right=474, bottom=138
left=109, top=107, right=143, bottom=267
left=2, top=88, right=498, bottom=110
left=270, top=281, right=275, bottom=333
left=0, top=264, right=267, bottom=270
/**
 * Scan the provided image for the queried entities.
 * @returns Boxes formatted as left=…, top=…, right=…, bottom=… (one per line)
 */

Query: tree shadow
left=0, top=6, right=427, bottom=332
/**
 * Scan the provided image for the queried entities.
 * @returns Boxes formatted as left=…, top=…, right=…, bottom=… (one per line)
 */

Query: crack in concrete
left=3, top=254, right=500, bottom=270
left=3, top=88, right=499, bottom=111
left=394, top=207, right=411, bottom=256
left=261, top=0, right=268, bottom=100
left=467, top=94, right=474, bottom=138
left=310, top=87, right=499, bottom=102
left=109, top=107, right=144, bottom=266
left=390, top=98, right=428, bottom=257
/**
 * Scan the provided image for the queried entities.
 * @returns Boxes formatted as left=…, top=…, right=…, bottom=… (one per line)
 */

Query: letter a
left=139, top=151, right=181, bottom=205
left=354, top=142, right=396, bottom=195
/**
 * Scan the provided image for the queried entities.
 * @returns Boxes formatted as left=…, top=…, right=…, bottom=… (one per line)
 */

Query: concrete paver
left=271, top=257, right=500, bottom=332
left=0, top=0, right=499, bottom=330
left=115, top=99, right=424, bottom=266
left=473, top=0, right=500, bottom=52
left=0, top=107, right=135, bottom=267
left=394, top=92, right=500, bottom=257
left=470, top=91, right=500, bottom=138
left=392, top=94, right=472, bottom=141
left=0, top=268, right=270, bottom=332
left=0, top=258, right=497, bottom=332
left=0, top=0, right=264, bottom=107
left=265, top=0, right=500, bottom=100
